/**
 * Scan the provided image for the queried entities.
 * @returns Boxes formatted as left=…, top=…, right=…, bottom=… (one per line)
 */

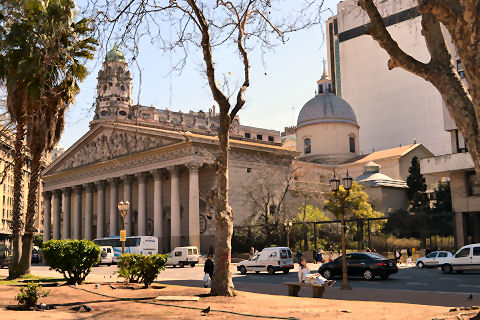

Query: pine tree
left=406, top=156, right=430, bottom=212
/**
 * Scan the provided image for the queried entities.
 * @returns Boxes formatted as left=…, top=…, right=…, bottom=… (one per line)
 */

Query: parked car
left=166, top=246, right=200, bottom=268
left=236, top=247, right=294, bottom=275
left=318, top=252, right=398, bottom=280
left=31, top=246, right=42, bottom=264
left=0, top=246, right=11, bottom=268
left=441, top=243, right=480, bottom=274
left=416, top=251, right=453, bottom=268
left=98, top=246, right=115, bottom=266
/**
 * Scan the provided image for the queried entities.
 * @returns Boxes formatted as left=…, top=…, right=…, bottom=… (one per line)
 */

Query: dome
left=105, top=44, right=125, bottom=62
left=297, top=93, right=357, bottom=128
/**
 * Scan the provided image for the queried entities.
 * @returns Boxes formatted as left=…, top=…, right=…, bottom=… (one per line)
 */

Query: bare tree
left=244, top=165, right=297, bottom=246
left=357, top=1, right=480, bottom=175
left=88, top=0, right=323, bottom=296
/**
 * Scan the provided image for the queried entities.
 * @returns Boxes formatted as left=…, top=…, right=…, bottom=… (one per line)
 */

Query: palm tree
left=0, top=0, right=95, bottom=276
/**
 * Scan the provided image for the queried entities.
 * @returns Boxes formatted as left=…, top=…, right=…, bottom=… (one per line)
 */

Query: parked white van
left=441, top=243, right=480, bottom=274
left=237, top=247, right=294, bottom=275
left=166, top=246, right=200, bottom=268
left=99, top=246, right=115, bottom=266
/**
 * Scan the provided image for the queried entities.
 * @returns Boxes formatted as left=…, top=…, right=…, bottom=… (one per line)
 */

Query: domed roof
left=297, top=93, right=357, bottom=128
left=105, top=44, right=125, bottom=62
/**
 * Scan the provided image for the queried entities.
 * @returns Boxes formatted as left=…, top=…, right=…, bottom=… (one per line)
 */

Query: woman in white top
left=298, top=258, right=335, bottom=286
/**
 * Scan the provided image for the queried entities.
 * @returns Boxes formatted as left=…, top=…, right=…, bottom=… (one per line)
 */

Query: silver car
left=416, top=251, right=453, bottom=268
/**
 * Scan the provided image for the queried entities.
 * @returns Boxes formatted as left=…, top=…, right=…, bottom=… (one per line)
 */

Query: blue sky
left=60, top=0, right=340, bottom=148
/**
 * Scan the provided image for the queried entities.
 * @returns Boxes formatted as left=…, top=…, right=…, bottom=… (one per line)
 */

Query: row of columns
left=43, top=164, right=201, bottom=250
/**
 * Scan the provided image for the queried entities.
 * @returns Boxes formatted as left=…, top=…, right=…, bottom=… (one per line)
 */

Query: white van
left=237, top=247, right=294, bottom=275
left=441, top=243, right=480, bottom=273
left=166, top=246, right=200, bottom=268
left=99, top=246, right=115, bottom=266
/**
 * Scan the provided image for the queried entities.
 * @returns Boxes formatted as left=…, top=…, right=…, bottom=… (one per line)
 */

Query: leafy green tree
left=433, top=181, right=452, bottom=212
left=406, top=156, right=430, bottom=212
left=323, top=182, right=384, bottom=227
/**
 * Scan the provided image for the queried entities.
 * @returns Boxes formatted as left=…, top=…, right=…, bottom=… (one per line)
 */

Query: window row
left=244, top=132, right=275, bottom=142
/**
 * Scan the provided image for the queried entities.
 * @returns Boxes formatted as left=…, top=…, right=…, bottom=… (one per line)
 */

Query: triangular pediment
left=45, top=123, right=184, bottom=175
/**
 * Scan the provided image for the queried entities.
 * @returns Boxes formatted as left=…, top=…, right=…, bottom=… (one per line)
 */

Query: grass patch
left=0, top=275, right=63, bottom=286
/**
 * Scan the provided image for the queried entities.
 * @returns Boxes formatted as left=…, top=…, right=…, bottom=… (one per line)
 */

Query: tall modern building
left=327, top=0, right=455, bottom=156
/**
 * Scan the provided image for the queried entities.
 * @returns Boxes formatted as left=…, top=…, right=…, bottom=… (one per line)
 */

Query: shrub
left=118, top=253, right=167, bottom=288
left=42, top=239, right=100, bottom=285
left=15, top=282, right=50, bottom=309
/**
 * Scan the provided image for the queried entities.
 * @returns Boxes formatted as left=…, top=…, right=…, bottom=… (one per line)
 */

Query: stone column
left=96, top=181, right=106, bottom=239
left=52, top=190, right=61, bottom=239
left=42, top=191, right=52, bottom=242
left=84, top=183, right=93, bottom=240
left=168, top=166, right=181, bottom=248
left=61, top=187, right=71, bottom=239
left=122, top=175, right=133, bottom=236
left=136, top=172, right=147, bottom=236
left=455, top=211, right=465, bottom=248
left=187, top=163, right=200, bottom=249
left=151, top=169, right=162, bottom=241
left=108, top=178, right=119, bottom=236
left=73, top=185, right=83, bottom=239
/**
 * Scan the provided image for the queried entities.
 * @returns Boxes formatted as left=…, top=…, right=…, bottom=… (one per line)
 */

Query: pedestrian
left=203, top=254, right=214, bottom=287
left=249, top=246, right=255, bottom=258
left=296, top=250, right=303, bottom=265
left=366, top=247, right=371, bottom=252
left=312, top=248, right=318, bottom=264
left=317, top=248, right=324, bottom=264
left=328, top=245, right=334, bottom=262
left=406, top=247, right=413, bottom=266
left=426, top=247, right=432, bottom=256
left=394, top=249, right=402, bottom=264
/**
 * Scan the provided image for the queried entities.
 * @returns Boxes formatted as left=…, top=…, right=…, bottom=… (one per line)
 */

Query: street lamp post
left=117, top=201, right=130, bottom=254
left=284, top=220, right=293, bottom=248
left=330, top=171, right=353, bottom=291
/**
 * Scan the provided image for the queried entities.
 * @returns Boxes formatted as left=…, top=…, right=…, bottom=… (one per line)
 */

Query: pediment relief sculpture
left=57, top=130, right=175, bottom=171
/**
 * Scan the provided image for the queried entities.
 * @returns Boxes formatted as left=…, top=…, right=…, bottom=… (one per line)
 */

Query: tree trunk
left=211, top=111, right=234, bottom=297
left=9, top=120, right=25, bottom=279
left=19, top=149, right=42, bottom=275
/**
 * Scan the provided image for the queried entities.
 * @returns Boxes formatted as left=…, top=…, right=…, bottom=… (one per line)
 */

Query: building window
left=100, top=110, right=109, bottom=116
left=142, top=113, right=151, bottom=119
left=457, top=60, right=465, bottom=79
left=244, top=132, right=251, bottom=139
left=268, top=136, right=274, bottom=142
left=246, top=168, right=252, bottom=173
left=467, top=171, right=480, bottom=196
left=118, top=110, right=127, bottom=116
left=349, top=137, right=355, bottom=153
left=304, top=138, right=311, bottom=154
left=121, top=85, right=125, bottom=91
left=257, top=134, right=263, bottom=140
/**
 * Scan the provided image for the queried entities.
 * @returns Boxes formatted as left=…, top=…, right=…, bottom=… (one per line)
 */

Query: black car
left=318, top=252, right=398, bottom=280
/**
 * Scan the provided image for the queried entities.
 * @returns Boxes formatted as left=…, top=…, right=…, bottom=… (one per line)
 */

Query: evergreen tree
left=406, top=156, right=430, bottom=212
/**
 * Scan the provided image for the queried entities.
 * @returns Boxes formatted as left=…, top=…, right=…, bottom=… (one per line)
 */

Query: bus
left=93, top=236, right=158, bottom=261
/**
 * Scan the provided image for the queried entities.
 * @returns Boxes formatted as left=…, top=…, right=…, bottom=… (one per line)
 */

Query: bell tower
left=94, top=44, right=133, bottom=120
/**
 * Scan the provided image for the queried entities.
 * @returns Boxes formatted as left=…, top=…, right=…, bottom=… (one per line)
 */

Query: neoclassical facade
left=41, top=46, right=294, bottom=252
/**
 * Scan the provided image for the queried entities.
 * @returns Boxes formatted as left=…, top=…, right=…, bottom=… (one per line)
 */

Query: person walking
left=312, top=248, right=318, bottom=264
left=406, top=247, right=413, bottom=266
left=317, top=248, right=324, bottom=264
left=394, top=249, right=402, bottom=265
left=249, top=247, right=255, bottom=258
left=296, top=250, right=303, bottom=265
left=203, top=254, right=214, bottom=287
left=328, top=245, right=334, bottom=262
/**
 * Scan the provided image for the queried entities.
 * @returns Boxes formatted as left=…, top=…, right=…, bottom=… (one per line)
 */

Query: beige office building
left=327, top=0, right=454, bottom=156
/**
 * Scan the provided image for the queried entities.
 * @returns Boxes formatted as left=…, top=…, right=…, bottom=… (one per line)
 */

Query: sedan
left=318, top=252, right=398, bottom=281
left=416, top=251, right=453, bottom=268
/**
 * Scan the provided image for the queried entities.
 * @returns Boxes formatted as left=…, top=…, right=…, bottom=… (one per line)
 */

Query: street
left=8, top=262, right=479, bottom=307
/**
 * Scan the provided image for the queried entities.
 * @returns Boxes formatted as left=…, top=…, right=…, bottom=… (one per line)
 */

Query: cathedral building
left=41, top=46, right=437, bottom=252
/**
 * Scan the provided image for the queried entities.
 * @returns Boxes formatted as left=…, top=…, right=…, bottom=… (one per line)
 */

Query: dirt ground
left=0, top=281, right=477, bottom=320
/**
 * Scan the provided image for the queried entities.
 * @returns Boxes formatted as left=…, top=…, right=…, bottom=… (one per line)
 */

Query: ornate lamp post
left=330, top=171, right=353, bottom=290
left=117, top=201, right=130, bottom=254
left=284, top=219, right=293, bottom=248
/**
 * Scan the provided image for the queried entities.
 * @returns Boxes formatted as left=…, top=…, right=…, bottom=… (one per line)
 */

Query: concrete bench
left=283, top=282, right=327, bottom=298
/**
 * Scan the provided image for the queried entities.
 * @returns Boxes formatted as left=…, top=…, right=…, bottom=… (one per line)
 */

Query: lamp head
left=330, top=173, right=340, bottom=192
left=343, top=170, right=353, bottom=190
